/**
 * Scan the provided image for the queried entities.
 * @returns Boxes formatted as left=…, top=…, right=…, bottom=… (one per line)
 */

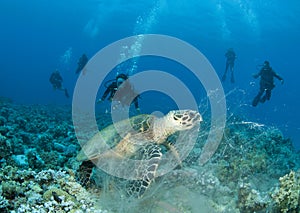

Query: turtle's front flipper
left=127, top=143, right=162, bottom=198
left=165, top=142, right=182, bottom=168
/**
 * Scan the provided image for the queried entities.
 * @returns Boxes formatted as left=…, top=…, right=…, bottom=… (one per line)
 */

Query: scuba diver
left=97, top=73, right=140, bottom=111
left=49, top=70, right=70, bottom=98
left=252, top=61, right=284, bottom=107
left=75, top=54, right=88, bottom=74
left=222, top=48, right=236, bottom=83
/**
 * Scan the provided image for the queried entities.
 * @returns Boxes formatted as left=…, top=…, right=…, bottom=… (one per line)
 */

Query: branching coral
left=271, top=170, right=300, bottom=213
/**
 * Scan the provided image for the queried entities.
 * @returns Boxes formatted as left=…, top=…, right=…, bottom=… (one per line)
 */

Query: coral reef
left=0, top=102, right=79, bottom=171
left=0, top=100, right=299, bottom=212
left=271, top=170, right=300, bottom=213
left=209, top=116, right=299, bottom=185
left=237, top=182, right=269, bottom=212
left=0, top=166, right=106, bottom=212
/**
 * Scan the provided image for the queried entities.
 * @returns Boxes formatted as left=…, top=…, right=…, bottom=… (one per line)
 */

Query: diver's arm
left=274, top=72, right=284, bottom=84
left=101, top=88, right=110, bottom=101
left=58, top=75, right=63, bottom=82
left=252, top=71, right=261, bottom=79
left=274, top=72, right=283, bottom=81
left=101, top=84, right=114, bottom=100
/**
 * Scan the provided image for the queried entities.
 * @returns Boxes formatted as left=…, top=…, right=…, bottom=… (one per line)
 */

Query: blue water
left=1, top=0, right=299, bottom=149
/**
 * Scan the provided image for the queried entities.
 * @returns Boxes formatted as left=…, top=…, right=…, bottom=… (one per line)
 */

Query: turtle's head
left=167, top=110, right=202, bottom=131
left=153, top=110, right=202, bottom=142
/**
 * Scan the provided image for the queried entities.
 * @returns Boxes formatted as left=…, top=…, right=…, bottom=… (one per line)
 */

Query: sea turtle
left=76, top=109, right=202, bottom=198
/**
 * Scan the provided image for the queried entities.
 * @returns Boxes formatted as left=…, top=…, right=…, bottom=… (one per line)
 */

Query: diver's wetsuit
left=49, top=72, right=63, bottom=90
left=222, top=49, right=236, bottom=83
left=101, top=81, right=139, bottom=109
left=252, top=64, right=283, bottom=107
left=49, top=71, right=69, bottom=98
left=76, top=54, right=88, bottom=74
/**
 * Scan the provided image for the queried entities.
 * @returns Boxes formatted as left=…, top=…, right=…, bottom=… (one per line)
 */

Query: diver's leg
left=260, top=94, right=266, bottom=103
left=64, top=89, right=69, bottom=98
left=58, top=85, right=69, bottom=98
left=265, top=89, right=271, bottom=100
left=222, top=63, right=229, bottom=81
left=133, top=97, right=140, bottom=112
left=252, top=88, right=264, bottom=107
left=261, top=88, right=272, bottom=103
left=230, top=64, right=235, bottom=83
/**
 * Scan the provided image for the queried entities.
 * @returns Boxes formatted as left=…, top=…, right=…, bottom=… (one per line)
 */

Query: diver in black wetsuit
left=222, top=48, right=236, bottom=83
left=49, top=70, right=69, bottom=98
left=97, top=74, right=140, bottom=111
left=252, top=61, right=284, bottom=107
left=75, top=54, right=88, bottom=74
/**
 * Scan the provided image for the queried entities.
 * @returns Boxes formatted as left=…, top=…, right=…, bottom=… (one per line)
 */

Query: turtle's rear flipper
left=127, top=144, right=162, bottom=198
left=77, top=160, right=95, bottom=187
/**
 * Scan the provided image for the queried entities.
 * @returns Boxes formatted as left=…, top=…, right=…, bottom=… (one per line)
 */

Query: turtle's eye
left=175, top=114, right=183, bottom=118
left=173, top=116, right=178, bottom=121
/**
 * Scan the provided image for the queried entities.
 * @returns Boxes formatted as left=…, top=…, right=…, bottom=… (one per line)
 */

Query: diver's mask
left=263, top=61, right=270, bottom=67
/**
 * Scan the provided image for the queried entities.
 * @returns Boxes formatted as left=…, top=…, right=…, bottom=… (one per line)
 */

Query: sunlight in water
left=60, top=47, right=73, bottom=65
left=234, top=0, right=260, bottom=35
left=117, top=0, right=166, bottom=76
left=215, top=0, right=232, bottom=41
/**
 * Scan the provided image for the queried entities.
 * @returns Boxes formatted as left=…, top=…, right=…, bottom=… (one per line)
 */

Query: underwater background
left=0, top=0, right=300, bottom=212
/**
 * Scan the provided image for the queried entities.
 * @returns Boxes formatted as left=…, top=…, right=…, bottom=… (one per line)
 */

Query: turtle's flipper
left=127, top=144, right=162, bottom=198
left=165, top=142, right=182, bottom=168
left=77, top=160, right=95, bottom=187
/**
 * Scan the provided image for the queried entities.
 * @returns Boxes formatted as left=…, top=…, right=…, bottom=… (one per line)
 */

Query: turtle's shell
left=76, top=114, right=155, bottom=162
